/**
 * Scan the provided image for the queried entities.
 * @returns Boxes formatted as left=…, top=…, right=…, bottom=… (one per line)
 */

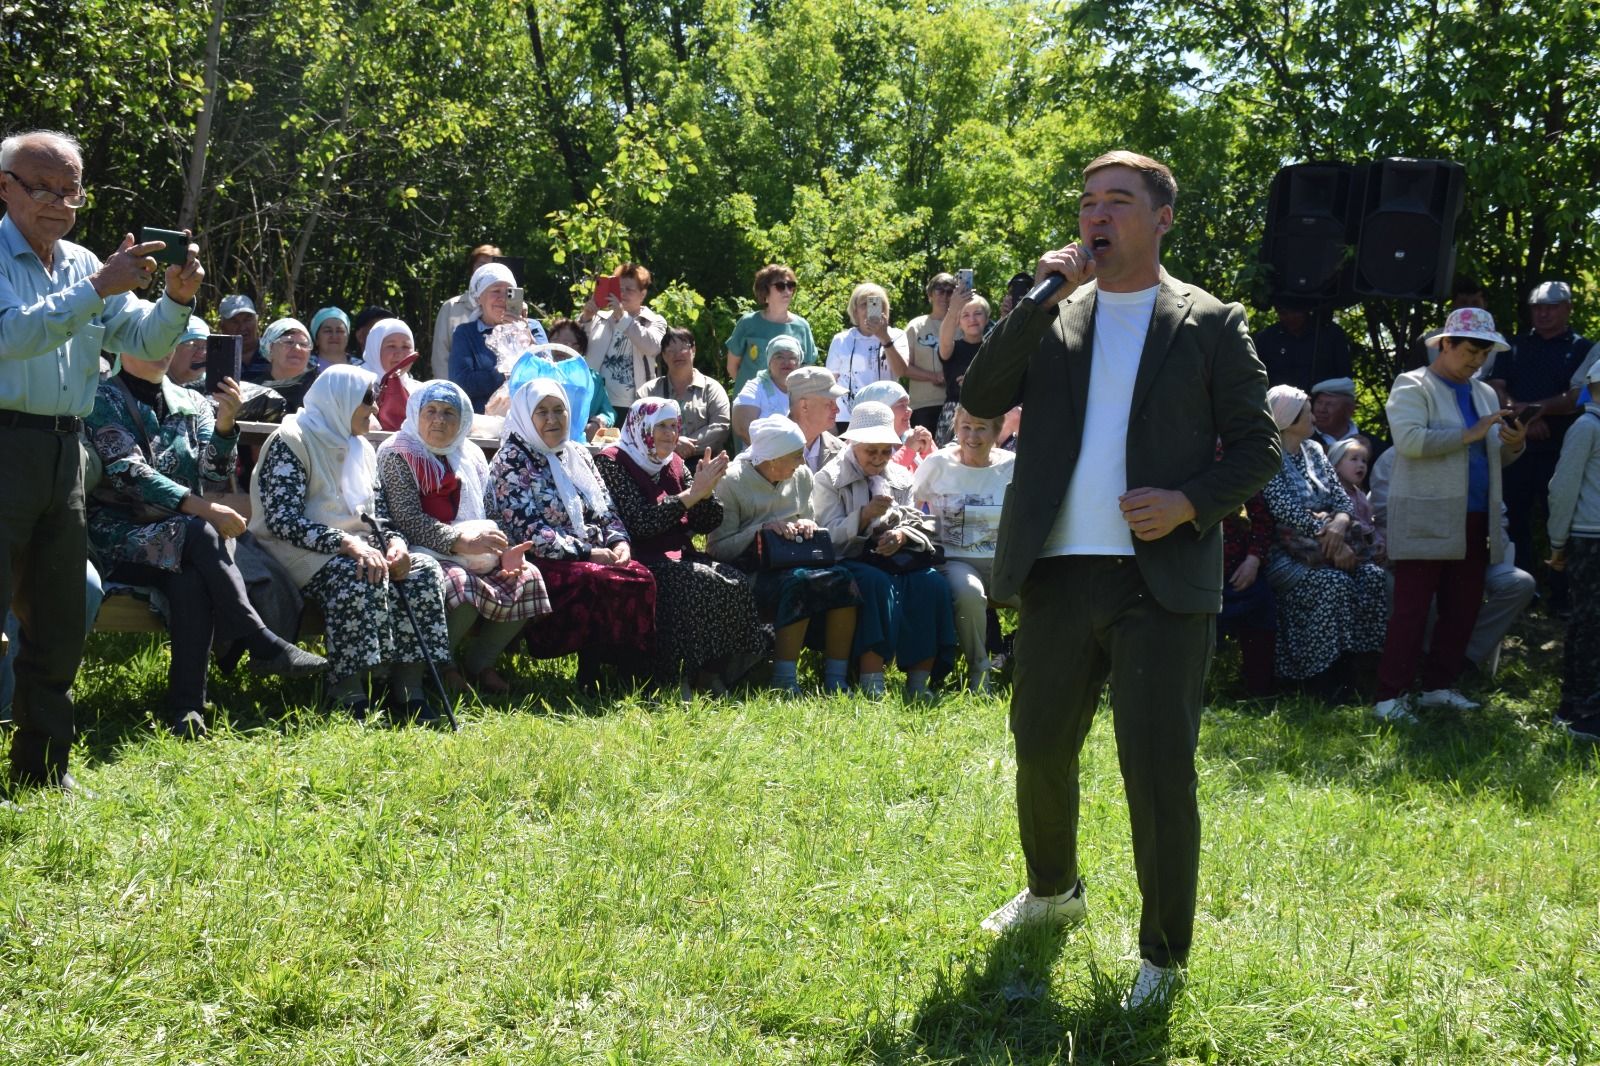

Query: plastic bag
left=504, top=344, right=593, bottom=442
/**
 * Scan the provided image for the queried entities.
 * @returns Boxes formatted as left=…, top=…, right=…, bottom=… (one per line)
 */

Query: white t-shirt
left=912, top=447, right=1016, bottom=559
left=826, top=326, right=906, bottom=422
left=1043, top=284, right=1160, bottom=557
left=734, top=375, right=790, bottom=420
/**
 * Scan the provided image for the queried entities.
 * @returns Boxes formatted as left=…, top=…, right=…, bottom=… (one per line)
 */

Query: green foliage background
left=4, top=0, right=1596, bottom=386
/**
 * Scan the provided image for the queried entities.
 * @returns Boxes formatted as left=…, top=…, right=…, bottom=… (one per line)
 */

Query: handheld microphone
left=1023, top=274, right=1067, bottom=306
left=1021, top=244, right=1094, bottom=306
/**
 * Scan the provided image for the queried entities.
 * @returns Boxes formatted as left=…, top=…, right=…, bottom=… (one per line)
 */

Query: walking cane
left=360, top=512, right=460, bottom=731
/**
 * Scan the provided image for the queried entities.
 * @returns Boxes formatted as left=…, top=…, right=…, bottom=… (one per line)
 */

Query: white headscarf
left=293, top=364, right=378, bottom=517
left=468, top=263, right=516, bottom=304
left=259, top=317, right=310, bottom=361
left=618, top=398, right=681, bottom=478
left=741, top=413, right=807, bottom=466
left=504, top=379, right=610, bottom=534
left=362, top=318, right=415, bottom=369
left=378, top=379, right=488, bottom=522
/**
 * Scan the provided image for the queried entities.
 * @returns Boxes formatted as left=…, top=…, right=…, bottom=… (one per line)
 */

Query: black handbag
left=859, top=531, right=944, bottom=575
left=756, top=528, right=836, bottom=570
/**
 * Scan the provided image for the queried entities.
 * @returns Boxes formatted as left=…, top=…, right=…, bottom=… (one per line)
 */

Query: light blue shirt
left=0, top=213, right=190, bottom=417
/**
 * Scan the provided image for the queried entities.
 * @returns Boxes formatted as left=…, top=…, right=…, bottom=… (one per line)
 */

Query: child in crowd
left=1328, top=437, right=1385, bottom=565
left=1547, top=361, right=1600, bottom=741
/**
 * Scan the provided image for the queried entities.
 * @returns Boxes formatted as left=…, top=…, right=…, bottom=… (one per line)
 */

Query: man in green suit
left=962, top=150, right=1279, bottom=1009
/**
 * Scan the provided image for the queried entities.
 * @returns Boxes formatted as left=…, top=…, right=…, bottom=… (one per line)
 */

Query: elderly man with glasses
left=0, top=129, right=203, bottom=798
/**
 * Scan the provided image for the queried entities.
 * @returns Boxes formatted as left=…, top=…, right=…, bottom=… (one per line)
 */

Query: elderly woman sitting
left=733, top=335, right=805, bottom=446
left=854, top=379, right=935, bottom=472
left=813, top=401, right=956, bottom=698
left=366, top=318, right=425, bottom=430
left=594, top=400, right=770, bottom=693
left=911, top=405, right=1016, bottom=692
left=450, top=263, right=549, bottom=413
left=87, top=348, right=327, bottom=736
left=249, top=366, right=453, bottom=723
left=259, top=317, right=321, bottom=413
left=377, top=380, right=552, bottom=695
left=636, top=327, right=732, bottom=464
left=487, top=380, right=656, bottom=690
left=707, top=415, right=860, bottom=694
left=310, top=307, right=359, bottom=369
left=1260, top=385, right=1389, bottom=693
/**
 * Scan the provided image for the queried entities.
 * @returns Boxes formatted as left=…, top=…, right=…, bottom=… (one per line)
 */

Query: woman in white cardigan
left=579, top=262, right=667, bottom=415
left=1374, top=308, right=1526, bottom=722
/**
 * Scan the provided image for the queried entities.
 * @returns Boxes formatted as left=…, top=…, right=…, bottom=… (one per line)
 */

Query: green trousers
left=1010, top=554, right=1213, bottom=969
left=1, top=425, right=88, bottom=776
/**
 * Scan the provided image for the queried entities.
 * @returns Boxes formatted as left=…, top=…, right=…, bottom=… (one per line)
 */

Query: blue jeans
left=0, top=561, right=102, bottom=719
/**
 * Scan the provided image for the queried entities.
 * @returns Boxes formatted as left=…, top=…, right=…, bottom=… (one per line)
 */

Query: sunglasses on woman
left=771, top=280, right=798, bottom=292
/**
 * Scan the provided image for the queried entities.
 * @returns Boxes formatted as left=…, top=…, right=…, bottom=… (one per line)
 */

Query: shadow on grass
left=64, top=633, right=625, bottom=771
left=858, top=929, right=1172, bottom=1066
left=1205, top=614, right=1597, bottom=810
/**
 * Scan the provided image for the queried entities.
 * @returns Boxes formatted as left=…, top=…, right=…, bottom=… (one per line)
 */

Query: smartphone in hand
left=204, top=334, right=242, bottom=394
left=140, top=227, right=189, bottom=267
left=507, top=286, right=527, bottom=319
left=1510, top=402, right=1544, bottom=427
left=594, top=275, right=622, bottom=309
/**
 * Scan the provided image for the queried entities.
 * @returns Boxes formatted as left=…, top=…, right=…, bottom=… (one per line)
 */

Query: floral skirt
left=521, top=557, right=656, bottom=660
left=440, top=559, right=552, bottom=624
left=644, top=554, right=771, bottom=676
left=303, top=552, right=452, bottom=683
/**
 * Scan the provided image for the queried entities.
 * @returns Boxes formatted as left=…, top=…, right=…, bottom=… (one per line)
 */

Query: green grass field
left=2, top=624, right=1597, bottom=1064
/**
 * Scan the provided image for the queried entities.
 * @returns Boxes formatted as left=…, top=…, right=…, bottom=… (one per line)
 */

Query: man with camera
left=0, top=129, right=203, bottom=797
left=961, top=150, right=1279, bottom=1009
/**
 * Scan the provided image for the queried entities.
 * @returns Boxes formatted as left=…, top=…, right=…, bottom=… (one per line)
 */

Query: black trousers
left=1, top=426, right=88, bottom=771
left=1504, top=448, right=1561, bottom=590
left=1010, top=555, right=1213, bottom=969
left=111, top=516, right=273, bottom=712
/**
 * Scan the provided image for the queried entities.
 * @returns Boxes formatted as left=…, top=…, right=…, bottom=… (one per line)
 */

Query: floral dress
left=85, top=376, right=237, bottom=570
left=1261, top=441, right=1389, bottom=680
left=256, top=436, right=452, bottom=683
left=486, top=436, right=656, bottom=661
left=595, top=449, right=771, bottom=679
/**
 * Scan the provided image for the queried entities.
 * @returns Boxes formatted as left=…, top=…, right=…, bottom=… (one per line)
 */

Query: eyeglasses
left=771, top=280, right=798, bottom=292
left=274, top=338, right=313, bottom=351
left=2, top=170, right=88, bottom=208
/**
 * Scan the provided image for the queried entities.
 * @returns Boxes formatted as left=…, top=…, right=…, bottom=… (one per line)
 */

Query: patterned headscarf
left=618, top=398, right=682, bottom=477
left=379, top=379, right=488, bottom=522
left=504, top=379, right=610, bottom=535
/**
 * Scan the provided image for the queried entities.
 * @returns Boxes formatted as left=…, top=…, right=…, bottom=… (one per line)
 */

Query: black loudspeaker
left=1352, top=158, right=1465, bottom=299
left=1261, top=163, right=1363, bottom=306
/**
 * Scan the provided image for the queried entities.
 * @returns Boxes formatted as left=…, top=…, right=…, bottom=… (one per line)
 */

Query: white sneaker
left=1419, top=688, right=1480, bottom=711
left=980, top=882, right=1086, bottom=934
left=1123, top=959, right=1183, bottom=1010
left=1373, top=696, right=1418, bottom=724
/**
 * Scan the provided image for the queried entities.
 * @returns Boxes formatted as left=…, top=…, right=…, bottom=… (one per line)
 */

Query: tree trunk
left=527, top=1, right=590, bottom=200
left=180, top=0, right=226, bottom=232
left=609, top=1, right=636, bottom=112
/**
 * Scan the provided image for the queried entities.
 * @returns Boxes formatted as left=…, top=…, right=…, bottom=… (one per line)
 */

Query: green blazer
left=961, top=271, right=1280, bottom=613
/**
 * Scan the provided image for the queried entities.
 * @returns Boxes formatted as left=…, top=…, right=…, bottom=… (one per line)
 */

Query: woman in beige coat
left=1374, top=308, right=1526, bottom=722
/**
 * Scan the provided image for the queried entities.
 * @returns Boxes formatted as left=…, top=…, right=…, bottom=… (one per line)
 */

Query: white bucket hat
left=841, top=401, right=902, bottom=445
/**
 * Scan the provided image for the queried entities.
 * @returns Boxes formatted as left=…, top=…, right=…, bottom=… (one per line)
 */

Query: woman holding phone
left=825, top=283, right=906, bottom=429
left=580, top=262, right=667, bottom=419
left=1373, top=307, right=1527, bottom=722
left=450, top=263, right=549, bottom=413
